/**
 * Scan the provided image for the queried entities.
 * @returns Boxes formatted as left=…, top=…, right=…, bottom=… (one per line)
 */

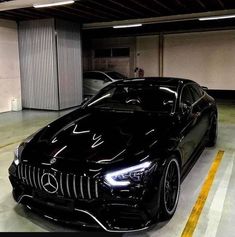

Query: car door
left=177, top=85, right=203, bottom=165
left=189, top=84, right=210, bottom=143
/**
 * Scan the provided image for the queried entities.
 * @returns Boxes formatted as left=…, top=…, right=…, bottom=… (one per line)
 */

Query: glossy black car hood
left=24, top=109, right=173, bottom=167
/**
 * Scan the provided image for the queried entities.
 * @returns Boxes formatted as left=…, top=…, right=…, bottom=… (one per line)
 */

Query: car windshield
left=85, top=83, right=177, bottom=113
left=106, top=72, right=126, bottom=80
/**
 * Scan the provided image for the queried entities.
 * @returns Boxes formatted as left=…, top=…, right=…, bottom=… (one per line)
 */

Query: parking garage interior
left=0, top=0, right=235, bottom=236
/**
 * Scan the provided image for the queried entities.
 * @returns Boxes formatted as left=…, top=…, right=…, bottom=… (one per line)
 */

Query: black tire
left=160, top=156, right=181, bottom=220
left=207, top=115, right=217, bottom=147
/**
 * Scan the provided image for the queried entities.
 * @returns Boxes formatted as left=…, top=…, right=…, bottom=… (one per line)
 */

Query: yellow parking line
left=181, top=150, right=225, bottom=237
left=0, top=140, right=22, bottom=150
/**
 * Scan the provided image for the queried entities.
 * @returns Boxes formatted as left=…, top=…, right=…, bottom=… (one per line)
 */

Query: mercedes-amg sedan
left=8, top=77, right=217, bottom=232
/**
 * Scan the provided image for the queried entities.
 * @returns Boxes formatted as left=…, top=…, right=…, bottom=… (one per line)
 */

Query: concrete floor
left=0, top=102, right=235, bottom=236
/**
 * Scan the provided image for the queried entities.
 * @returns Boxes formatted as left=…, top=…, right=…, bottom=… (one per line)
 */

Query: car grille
left=16, top=163, right=99, bottom=200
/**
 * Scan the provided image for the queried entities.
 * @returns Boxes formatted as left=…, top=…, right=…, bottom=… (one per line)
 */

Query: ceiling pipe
left=82, top=9, right=235, bottom=30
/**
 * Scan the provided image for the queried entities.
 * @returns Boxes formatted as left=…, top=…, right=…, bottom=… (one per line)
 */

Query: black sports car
left=8, top=77, right=217, bottom=232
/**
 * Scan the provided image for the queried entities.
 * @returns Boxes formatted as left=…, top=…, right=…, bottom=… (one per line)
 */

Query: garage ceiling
left=0, top=0, right=235, bottom=23
left=1, top=0, right=235, bottom=37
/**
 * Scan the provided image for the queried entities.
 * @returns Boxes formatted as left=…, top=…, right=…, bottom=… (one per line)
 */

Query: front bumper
left=9, top=168, right=159, bottom=232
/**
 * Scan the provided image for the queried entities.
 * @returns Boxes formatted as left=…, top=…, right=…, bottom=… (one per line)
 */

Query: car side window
left=93, top=73, right=111, bottom=82
left=83, top=72, right=96, bottom=79
left=83, top=72, right=110, bottom=81
left=189, top=84, right=203, bottom=102
left=181, top=86, right=194, bottom=106
left=189, top=87, right=200, bottom=102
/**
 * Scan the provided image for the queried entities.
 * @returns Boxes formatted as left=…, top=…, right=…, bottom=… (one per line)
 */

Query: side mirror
left=202, top=86, right=208, bottom=91
left=103, top=78, right=111, bottom=83
left=81, top=97, right=90, bottom=105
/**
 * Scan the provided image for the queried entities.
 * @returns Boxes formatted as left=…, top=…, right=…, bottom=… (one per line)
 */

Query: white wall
left=90, top=37, right=136, bottom=77
left=88, top=36, right=160, bottom=77
left=85, top=30, right=235, bottom=90
left=0, top=19, right=21, bottom=113
left=136, top=35, right=159, bottom=77
left=164, top=30, right=235, bottom=90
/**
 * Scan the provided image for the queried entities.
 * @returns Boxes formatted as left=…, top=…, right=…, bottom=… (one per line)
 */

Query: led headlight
left=105, top=161, right=151, bottom=187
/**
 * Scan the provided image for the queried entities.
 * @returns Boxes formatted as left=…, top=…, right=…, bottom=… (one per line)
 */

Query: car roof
left=84, top=71, right=104, bottom=73
left=103, top=71, right=121, bottom=73
left=121, top=77, right=196, bottom=86
left=83, top=74, right=196, bottom=86
left=84, top=71, right=115, bottom=74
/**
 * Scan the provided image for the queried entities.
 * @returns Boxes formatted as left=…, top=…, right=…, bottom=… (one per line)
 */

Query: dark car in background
left=83, top=70, right=126, bottom=98
left=9, top=77, right=217, bottom=232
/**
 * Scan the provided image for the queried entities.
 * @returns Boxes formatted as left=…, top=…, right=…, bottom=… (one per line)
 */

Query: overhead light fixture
left=33, top=0, right=74, bottom=8
left=199, top=14, right=235, bottom=21
left=113, top=24, right=142, bottom=29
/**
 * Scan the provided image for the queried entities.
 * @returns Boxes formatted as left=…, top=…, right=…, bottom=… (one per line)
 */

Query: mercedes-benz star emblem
left=41, top=173, right=58, bottom=194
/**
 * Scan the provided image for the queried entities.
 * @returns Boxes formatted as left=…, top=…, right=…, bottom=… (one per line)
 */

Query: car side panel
left=178, top=112, right=198, bottom=165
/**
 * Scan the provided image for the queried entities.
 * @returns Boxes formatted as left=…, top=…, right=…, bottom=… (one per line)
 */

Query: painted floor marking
left=0, top=140, right=22, bottom=150
left=203, top=152, right=234, bottom=237
left=181, top=150, right=225, bottom=237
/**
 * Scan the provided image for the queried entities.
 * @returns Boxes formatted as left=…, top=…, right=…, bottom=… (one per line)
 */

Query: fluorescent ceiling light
left=33, top=0, right=74, bottom=8
left=199, top=14, right=235, bottom=21
left=113, top=24, right=142, bottom=29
